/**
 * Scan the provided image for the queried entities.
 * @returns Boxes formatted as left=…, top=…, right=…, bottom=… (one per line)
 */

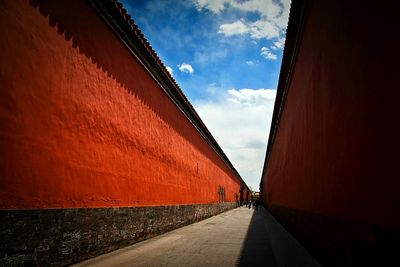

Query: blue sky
left=121, top=0, right=290, bottom=190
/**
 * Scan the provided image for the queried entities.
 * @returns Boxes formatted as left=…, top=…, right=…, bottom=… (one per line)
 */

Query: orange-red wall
left=0, top=0, right=243, bottom=209
left=262, top=0, right=400, bottom=229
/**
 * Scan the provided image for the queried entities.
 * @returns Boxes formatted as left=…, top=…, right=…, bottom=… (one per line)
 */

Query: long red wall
left=0, top=0, right=243, bottom=209
left=262, top=0, right=400, bottom=230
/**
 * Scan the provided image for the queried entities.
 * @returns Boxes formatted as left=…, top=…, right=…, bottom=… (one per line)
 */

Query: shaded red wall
left=262, top=1, right=400, bottom=264
left=263, top=0, right=400, bottom=230
left=0, top=0, right=243, bottom=209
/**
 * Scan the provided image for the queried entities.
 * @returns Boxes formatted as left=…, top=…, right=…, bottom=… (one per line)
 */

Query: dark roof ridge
left=260, top=0, right=309, bottom=190
left=111, top=1, right=182, bottom=96
left=111, top=0, right=203, bottom=130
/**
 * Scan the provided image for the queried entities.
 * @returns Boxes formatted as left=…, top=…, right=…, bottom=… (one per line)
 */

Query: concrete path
left=74, top=207, right=320, bottom=267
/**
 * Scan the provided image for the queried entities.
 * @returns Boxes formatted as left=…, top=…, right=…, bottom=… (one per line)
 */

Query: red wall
left=0, top=0, right=243, bottom=209
left=262, top=0, right=400, bottom=229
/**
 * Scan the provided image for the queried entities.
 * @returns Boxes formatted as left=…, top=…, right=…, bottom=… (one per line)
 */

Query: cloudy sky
left=122, top=0, right=290, bottom=190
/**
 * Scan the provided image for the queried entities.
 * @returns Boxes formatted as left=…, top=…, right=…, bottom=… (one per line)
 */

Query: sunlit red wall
left=0, top=0, right=243, bottom=209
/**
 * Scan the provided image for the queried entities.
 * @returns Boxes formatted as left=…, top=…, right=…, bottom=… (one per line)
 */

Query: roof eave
left=260, top=0, right=310, bottom=190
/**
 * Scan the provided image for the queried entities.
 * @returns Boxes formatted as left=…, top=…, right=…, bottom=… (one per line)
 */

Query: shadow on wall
left=28, top=0, right=232, bottom=179
left=269, top=205, right=400, bottom=266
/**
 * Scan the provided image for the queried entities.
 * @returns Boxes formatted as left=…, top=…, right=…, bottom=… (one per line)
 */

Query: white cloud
left=260, top=47, right=277, bottom=60
left=246, top=60, right=259, bottom=67
left=166, top=66, right=173, bottom=75
left=218, top=19, right=249, bottom=36
left=193, top=0, right=234, bottom=14
left=248, top=19, right=280, bottom=39
left=194, top=88, right=276, bottom=190
left=178, top=63, right=194, bottom=74
left=271, top=37, right=286, bottom=50
left=219, top=19, right=280, bottom=39
left=234, top=0, right=281, bottom=18
left=194, top=0, right=291, bottom=41
left=227, top=88, right=276, bottom=105
left=193, top=0, right=282, bottom=19
left=275, top=0, right=291, bottom=29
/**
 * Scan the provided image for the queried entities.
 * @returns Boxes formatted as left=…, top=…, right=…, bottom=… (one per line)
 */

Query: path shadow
left=237, top=208, right=277, bottom=267
left=237, top=207, right=321, bottom=267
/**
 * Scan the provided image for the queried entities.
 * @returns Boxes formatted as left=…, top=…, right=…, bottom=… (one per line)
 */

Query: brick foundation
left=0, top=203, right=235, bottom=266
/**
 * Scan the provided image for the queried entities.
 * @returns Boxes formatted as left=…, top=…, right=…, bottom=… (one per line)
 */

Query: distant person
left=234, top=194, right=239, bottom=208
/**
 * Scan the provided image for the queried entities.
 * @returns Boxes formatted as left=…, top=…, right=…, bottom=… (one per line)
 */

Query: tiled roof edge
left=260, top=0, right=309, bottom=190
left=87, top=0, right=249, bottom=190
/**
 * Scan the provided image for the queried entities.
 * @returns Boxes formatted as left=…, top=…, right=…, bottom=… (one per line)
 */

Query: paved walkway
left=74, top=207, right=320, bottom=267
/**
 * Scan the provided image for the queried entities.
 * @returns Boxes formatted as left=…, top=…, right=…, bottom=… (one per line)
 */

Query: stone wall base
left=0, top=203, right=235, bottom=266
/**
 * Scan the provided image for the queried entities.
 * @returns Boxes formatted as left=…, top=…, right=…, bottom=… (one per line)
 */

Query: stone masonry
left=0, top=203, right=235, bottom=266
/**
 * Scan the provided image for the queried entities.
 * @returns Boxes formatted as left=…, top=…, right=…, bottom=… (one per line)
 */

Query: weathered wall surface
left=0, top=0, right=242, bottom=208
left=261, top=0, right=400, bottom=265
left=0, top=0, right=246, bottom=265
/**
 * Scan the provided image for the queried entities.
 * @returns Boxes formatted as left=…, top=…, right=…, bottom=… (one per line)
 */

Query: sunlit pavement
left=74, top=206, right=320, bottom=267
